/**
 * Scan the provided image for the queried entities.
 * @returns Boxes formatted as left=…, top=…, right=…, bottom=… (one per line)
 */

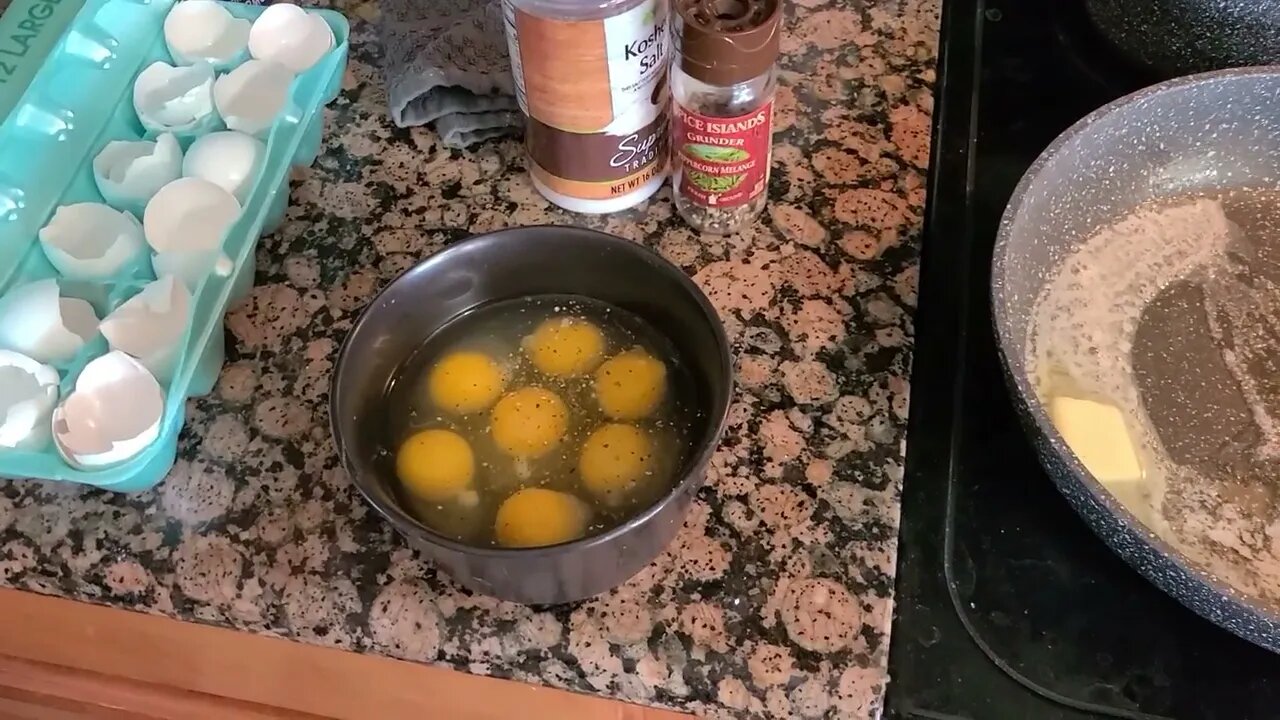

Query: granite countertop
left=0, top=0, right=937, bottom=717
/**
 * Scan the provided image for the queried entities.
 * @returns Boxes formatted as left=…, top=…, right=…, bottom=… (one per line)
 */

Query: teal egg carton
left=0, top=0, right=350, bottom=492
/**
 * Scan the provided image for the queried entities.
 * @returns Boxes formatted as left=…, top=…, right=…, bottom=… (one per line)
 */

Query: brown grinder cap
left=676, top=0, right=781, bottom=86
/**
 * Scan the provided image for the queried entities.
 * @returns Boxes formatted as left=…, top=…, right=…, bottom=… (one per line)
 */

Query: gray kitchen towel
left=380, top=0, right=524, bottom=148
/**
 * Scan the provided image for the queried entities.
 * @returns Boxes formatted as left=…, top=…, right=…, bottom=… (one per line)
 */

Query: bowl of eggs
left=330, top=226, right=733, bottom=604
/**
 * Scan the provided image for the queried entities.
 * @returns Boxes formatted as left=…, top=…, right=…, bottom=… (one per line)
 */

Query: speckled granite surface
left=0, top=0, right=937, bottom=717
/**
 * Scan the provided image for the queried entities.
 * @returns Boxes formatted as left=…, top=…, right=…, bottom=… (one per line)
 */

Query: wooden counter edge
left=0, top=588, right=691, bottom=720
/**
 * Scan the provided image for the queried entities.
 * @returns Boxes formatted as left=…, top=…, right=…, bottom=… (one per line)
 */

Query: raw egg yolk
left=579, top=423, right=653, bottom=506
left=495, top=488, right=589, bottom=548
left=489, top=386, right=568, bottom=458
left=594, top=349, right=667, bottom=420
left=395, top=429, right=474, bottom=501
left=427, top=351, right=506, bottom=415
left=523, top=316, right=606, bottom=378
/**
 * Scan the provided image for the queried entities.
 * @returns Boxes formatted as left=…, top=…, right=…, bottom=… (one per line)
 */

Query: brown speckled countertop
left=0, top=0, right=937, bottom=717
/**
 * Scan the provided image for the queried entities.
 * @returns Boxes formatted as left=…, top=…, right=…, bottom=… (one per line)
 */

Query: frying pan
left=1085, top=0, right=1280, bottom=77
left=991, top=67, right=1280, bottom=650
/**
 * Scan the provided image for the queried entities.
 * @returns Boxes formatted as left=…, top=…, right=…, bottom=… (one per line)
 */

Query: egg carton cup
left=0, top=0, right=349, bottom=491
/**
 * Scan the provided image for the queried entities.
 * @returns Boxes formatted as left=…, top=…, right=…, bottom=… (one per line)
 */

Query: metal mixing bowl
left=329, top=226, right=733, bottom=604
left=992, top=68, right=1280, bottom=649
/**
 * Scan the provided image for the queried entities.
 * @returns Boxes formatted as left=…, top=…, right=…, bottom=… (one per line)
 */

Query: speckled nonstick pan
left=991, top=67, right=1280, bottom=651
left=1085, top=0, right=1280, bottom=77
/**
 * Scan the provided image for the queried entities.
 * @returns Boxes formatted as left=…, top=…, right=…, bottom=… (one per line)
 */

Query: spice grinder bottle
left=670, top=0, right=780, bottom=234
left=502, top=0, right=671, bottom=214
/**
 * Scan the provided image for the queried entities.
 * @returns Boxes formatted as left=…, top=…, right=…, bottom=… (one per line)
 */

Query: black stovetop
left=886, top=2, right=1280, bottom=719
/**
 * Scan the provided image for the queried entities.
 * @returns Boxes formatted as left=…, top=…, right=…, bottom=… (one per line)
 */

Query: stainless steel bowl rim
left=991, top=65, right=1280, bottom=624
left=329, top=226, right=734, bottom=559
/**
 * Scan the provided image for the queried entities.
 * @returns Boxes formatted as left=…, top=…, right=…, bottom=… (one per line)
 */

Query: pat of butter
left=1048, top=395, right=1144, bottom=485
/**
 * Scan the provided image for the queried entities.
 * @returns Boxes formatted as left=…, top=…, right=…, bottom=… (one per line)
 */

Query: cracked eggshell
left=164, top=0, right=251, bottom=69
left=100, top=276, right=191, bottom=384
left=37, top=203, right=147, bottom=281
left=52, top=350, right=164, bottom=470
left=144, top=177, right=241, bottom=290
left=213, top=59, right=294, bottom=137
left=133, top=61, right=218, bottom=135
left=0, top=279, right=100, bottom=365
left=92, top=133, right=183, bottom=216
left=0, top=350, right=60, bottom=451
left=183, top=131, right=266, bottom=203
left=247, top=3, right=333, bottom=73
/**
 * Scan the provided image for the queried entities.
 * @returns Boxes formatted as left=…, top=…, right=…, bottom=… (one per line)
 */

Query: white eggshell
left=52, top=350, right=164, bottom=469
left=99, top=276, right=191, bottom=384
left=183, top=131, right=265, bottom=204
left=144, top=177, right=241, bottom=290
left=152, top=250, right=236, bottom=292
left=0, top=350, right=60, bottom=451
left=133, top=61, right=217, bottom=134
left=37, top=203, right=147, bottom=281
left=92, top=134, right=183, bottom=215
left=0, top=280, right=100, bottom=365
left=213, top=59, right=293, bottom=136
left=164, top=0, right=251, bottom=68
left=247, top=3, right=333, bottom=73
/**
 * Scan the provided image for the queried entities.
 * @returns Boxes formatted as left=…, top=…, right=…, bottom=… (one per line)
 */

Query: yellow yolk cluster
left=427, top=351, right=506, bottom=415
left=394, top=308, right=685, bottom=549
left=524, top=316, right=606, bottom=378
left=489, top=386, right=569, bottom=459
left=494, top=488, right=589, bottom=548
left=594, top=349, right=667, bottom=420
left=395, top=429, right=475, bottom=501
left=579, top=423, right=653, bottom=506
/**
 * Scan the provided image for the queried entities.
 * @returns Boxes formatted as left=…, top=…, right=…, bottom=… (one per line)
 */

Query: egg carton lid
left=0, top=0, right=86, bottom=122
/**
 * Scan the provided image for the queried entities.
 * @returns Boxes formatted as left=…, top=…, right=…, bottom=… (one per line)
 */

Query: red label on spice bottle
left=673, top=100, right=774, bottom=210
